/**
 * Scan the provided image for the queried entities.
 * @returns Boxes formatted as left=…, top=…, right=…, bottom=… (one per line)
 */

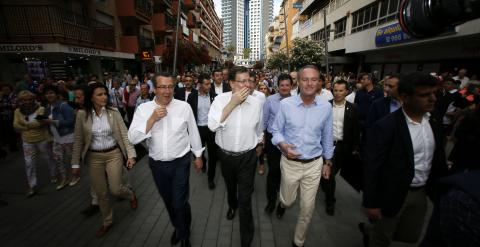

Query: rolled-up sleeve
left=257, top=102, right=264, bottom=143
left=128, top=104, right=152, bottom=145
left=186, top=106, right=205, bottom=157
left=321, top=106, right=334, bottom=160
left=271, top=103, right=286, bottom=146
left=207, top=97, right=227, bottom=132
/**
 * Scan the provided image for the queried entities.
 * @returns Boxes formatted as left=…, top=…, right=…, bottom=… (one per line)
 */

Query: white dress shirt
left=346, top=92, right=356, bottom=103
left=128, top=99, right=204, bottom=161
left=197, top=93, right=211, bottom=126
left=317, top=89, right=334, bottom=102
left=252, top=90, right=266, bottom=105
left=403, top=110, right=435, bottom=187
left=214, top=82, right=224, bottom=95
left=290, top=86, right=298, bottom=96
left=90, top=108, right=117, bottom=150
left=208, top=92, right=264, bottom=152
left=332, top=101, right=346, bottom=141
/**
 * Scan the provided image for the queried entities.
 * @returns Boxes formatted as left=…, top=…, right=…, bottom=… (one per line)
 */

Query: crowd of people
left=0, top=66, right=479, bottom=247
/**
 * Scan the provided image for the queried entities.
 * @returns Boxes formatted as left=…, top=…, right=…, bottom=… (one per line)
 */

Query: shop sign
left=375, top=22, right=413, bottom=47
left=0, top=44, right=45, bottom=52
left=67, top=46, right=101, bottom=56
left=141, top=51, right=153, bottom=61
left=293, top=2, right=302, bottom=9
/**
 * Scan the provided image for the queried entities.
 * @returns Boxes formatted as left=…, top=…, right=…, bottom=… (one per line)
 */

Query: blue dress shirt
left=271, top=95, right=334, bottom=160
left=390, top=98, right=401, bottom=113
left=263, top=93, right=290, bottom=133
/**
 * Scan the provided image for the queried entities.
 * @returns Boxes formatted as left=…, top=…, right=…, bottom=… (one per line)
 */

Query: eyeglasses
left=156, top=85, right=175, bottom=89
left=235, top=80, right=249, bottom=84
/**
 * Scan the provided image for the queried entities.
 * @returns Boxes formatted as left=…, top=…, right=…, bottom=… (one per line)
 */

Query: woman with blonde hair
left=13, top=90, right=49, bottom=197
left=71, top=82, right=137, bottom=237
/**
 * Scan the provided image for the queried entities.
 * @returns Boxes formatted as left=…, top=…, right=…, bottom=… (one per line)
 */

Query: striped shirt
left=90, top=107, right=117, bottom=150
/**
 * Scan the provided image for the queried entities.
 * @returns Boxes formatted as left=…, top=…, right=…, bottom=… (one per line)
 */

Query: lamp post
left=283, top=3, right=291, bottom=72
left=173, top=0, right=182, bottom=75
left=323, top=8, right=329, bottom=76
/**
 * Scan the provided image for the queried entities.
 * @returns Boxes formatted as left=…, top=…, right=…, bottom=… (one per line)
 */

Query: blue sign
left=293, top=2, right=302, bottom=9
left=375, top=22, right=413, bottom=47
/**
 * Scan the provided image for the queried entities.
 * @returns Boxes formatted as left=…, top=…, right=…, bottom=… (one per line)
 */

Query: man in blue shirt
left=263, top=73, right=293, bottom=214
left=366, top=75, right=402, bottom=128
left=271, top=65, right=334, bottom=247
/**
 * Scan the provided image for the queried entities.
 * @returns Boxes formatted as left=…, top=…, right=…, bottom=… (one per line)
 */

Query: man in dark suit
left=320, top=80, right=360, bottom=216
left=361, top=72, right=449, bottom=247
left=366, top=75, right=402, bottom=128
left=187, top=74, right=218, bottom=189
left=174, top=75, right=196, bottom=101
left=211, top=68, right=231, bottom=95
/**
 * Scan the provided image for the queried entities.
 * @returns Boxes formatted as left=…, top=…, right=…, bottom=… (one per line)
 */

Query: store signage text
left=67, top=46, right=101, bottom=55
left=375, top=22, right=413, bottom=47
left=0, top=44, right=44, bottom=52
left=141, top=51, right=153, bottom=61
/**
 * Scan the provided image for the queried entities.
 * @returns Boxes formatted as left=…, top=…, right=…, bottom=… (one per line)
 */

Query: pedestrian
left=135, top=84, right=153, bottom=109
left=128, top=73, right=204, bottom=247
left=355, top=73, right=384, bottom=131
left=41, top=85, right=76, bottom=190
left=174, top=75, right=196, bottom=101
left=271, top=65, right=333, bottom=247
left=13, top=90, right=49, bottom=197
left=316, top=74, right=334, bottom=101
left=360, top=72, right=449, bottom=247
left=290, top=71, right=299, bottom=95
left=248, top=71, right=266, bottom=175
left=186, top=74, right=218, bottom=189
left=109, top=79, right=126, bottom=119
left=123, top=78, right=140, bottom=124
left=366, top=74, right=402, bottom=128
left=320, top=79, right=360, bottom=215
left=263, top=73, right=293, bottom=214
left=211, top=68, right=231, bottom=95
left=71, top=82, right=138, bottom=238
left=208, top=66, right=264, bottom=247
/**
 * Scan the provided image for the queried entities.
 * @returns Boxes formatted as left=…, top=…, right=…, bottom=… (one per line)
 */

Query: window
left=351, top=2, right=379, bottom=33
left=378, top=0, right=400, bottom=24
left=311, top=25, right=331, bottom=41
left=334, top=17, right=346, bottom=39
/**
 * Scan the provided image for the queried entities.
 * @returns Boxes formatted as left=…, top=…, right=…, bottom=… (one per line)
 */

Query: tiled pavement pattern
left=0, top=151, right=424, bottom=247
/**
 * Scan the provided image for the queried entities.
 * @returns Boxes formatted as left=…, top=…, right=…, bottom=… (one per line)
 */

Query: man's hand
left=229, top=87, right=249, bottom=107
left=365, top=208, right=382, bottom=221
left=193, top=157, right=203, bottom=172
left=149, top=105, right=167, bottom=122
left=256, top=144, right=263, bottom=157
left=322, top=160, right=332, bottom=179
left=126, top=158, right=136, bottom=169
left=279, top=142, right=300, bottom=159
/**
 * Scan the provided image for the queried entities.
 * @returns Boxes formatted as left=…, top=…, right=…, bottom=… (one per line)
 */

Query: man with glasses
left=208, top=66, right=264, bottom=247
left=128, top=73, right=204, bottom=247
left=271, top=65, right=333, bottom=247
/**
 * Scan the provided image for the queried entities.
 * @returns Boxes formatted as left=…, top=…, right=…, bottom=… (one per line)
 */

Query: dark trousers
left=149, top=153, right=192, bottom=240
left=219, top=148, right=257, bottom=247
left=265, top=132, right=281, bottom=203
left=126, top=106, right=135, bottom=125
left=198, top=126, right=218, bottom=182
left=320, top=141, right=346, bottom=204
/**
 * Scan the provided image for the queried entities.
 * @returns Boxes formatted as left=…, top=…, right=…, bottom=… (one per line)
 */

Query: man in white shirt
left=208, top=66, right=264, bottom=247
left=290, top=71, right=298, bottom=95
left=317, top=75, right=334, bottom=101
left=128, top=73, right=204, bottom=247
left=248, top=71, right=266, bottom=175
left=453, top=68, right=469, bottom=89
left=211, top=68, right=231, bottom=95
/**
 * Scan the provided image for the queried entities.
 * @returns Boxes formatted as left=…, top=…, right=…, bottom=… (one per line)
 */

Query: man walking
left=271, top=65, right=333, bottom=247
left=366, top=75, right=402, bottom=128
left=208, top=66, right=263, bottom=247
left=128, top=73, right=204, bottom=247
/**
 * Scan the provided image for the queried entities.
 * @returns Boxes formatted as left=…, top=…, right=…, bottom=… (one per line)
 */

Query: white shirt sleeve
left=186, top=105, right=205, bottom=157
left=257, top=102, right=264, bottom=143
left=208, top=97, right=227, bottom=132
left=128, top=104, right=152, bottom=145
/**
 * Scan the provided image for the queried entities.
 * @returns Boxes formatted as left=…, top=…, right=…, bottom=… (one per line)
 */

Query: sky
left=213, top=0, right=282, bottom=20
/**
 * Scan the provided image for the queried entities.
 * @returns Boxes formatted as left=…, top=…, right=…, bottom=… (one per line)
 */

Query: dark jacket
left=363, top=109, right=448, bottom=217
left=174, top=88, right=197, bottom=101
left=209, top=81, right=231, bottom=95
left=44, top=100, right=75, bottom=136
left=187, top=90, right=216, bottom=122
left=354, top=87, right=384, bottom=129
left=366, top=96, right=392, bottom=128
left=329, top=100, right=360, bottom=152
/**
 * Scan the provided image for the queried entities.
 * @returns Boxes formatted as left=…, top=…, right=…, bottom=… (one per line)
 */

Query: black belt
left=409, top=186, right=425, bottom=191
left=89, top=146, right=118, bottom=153
left=220, top=148, right=252, bottom=157
left=286, top=155, right=322, bottom=164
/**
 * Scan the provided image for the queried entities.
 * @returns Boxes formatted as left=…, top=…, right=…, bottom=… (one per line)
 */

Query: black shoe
left=358, top=222, right=369, bottom=247
left=226, top=208, right=236, bottom=220
left=81, top=204, right=100, bottom=217
left=264, top=201, right=276, bottom=214
left=208, top=181, right=216, bottom=190
left=326, top=203, right=335, bottom=216
left=276, top=202, right=285, bottom=219
left=171, top=230, right=180, bottom=245
left=180, top=238, right=191, bottom=247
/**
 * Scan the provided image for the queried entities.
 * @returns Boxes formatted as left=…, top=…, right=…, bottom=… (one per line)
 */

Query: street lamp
left=323, top=9, right=335, bottom=76
left=283, top=4, right=291, bottom=72
left=173, top=0, right=182, bottom=75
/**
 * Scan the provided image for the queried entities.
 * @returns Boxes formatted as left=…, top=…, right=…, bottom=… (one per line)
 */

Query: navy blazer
left=366, top=96, right=392, bottom=129
left=174, top=88, right=197, bottom=101
left=363, top=109, right=448, bottom=217
left=209, top=81, right=231, bottom=95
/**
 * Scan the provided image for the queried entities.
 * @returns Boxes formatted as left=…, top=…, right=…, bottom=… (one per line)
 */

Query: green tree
left=266, top=51, right=288, bottom=71
left=290, top=38, right=325, bottom=69
left=226, top=44, right=236, bottom=60
left=243, top=48, right=251, bottom=59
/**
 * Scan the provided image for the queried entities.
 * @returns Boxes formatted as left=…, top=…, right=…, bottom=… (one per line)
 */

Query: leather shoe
left=226, top=207, right=236, bottom=220
left=170, top=230, right=180, bottom=245
left=96, top=224, right=113, bottom=238
left=180, top=238, right=191, bottom=247
left=276, top=202, right=285, bottom=219
left=81, top=204, right=100, bottom=217
left=130, top=192, right=138, bottom=209
left=358, top=222, right=370, bottom=247
left=264, top=201, right=275, bottom=214
left=208, top=181, right=216, bottom=190
left=326, top=203, right=335, bottom=216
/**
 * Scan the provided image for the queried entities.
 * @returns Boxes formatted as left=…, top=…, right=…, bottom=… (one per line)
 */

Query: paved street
left=0, top=151, right=424, bottom=247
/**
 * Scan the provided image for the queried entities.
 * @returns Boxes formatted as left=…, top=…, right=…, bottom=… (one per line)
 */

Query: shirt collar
left=293, top=94, right=319, bottom=106
left=333, top=100, right=346, bottom=107
left=92, top=107, right=107, bottom=117
left=403, top=108, right=431, bottom=125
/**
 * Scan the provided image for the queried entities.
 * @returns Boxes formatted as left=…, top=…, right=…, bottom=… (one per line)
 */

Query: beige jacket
left=71, top=107, right=136, bottom=167
left=13, top=107, right=48, bottom=143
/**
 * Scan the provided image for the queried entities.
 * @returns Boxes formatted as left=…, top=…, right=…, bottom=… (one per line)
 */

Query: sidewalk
left=0, top=151, right=421, bottom=247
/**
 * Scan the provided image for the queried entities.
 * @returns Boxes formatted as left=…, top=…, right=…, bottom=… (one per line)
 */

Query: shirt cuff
left=72, top=164, right=80, bottom=169
left=192, top=147, right=205, bottom=158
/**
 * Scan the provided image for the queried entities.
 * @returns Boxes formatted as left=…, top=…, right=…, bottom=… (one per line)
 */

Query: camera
left=399, top=0, right=480, bottom=38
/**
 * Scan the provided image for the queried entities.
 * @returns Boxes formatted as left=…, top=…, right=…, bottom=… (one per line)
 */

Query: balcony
left=183, top=0, right=195, bottom=10
left=139, top=36, right=155, bottom=49
left=0, top=5, right=115, bottom=50
left=152, top=13, right=174, bottom=33
left=116, top=0, right=153, bottom=24
left=119, top=35, right=155, bottom=53
left=187, top=12, right=196, bottom=28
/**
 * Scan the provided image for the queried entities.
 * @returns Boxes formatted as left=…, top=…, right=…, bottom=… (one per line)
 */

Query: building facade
left=265, top=16, right=283, bottom=60
left=248, top=0, right=273, bottom=60
left=294, top=0, right=480, bottom=76
left=222, top=0, right=244, bottom=55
